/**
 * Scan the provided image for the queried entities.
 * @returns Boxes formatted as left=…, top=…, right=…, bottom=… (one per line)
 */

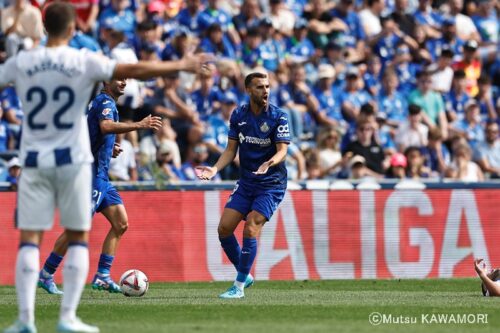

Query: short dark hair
left=360, top=103, right=375, bottom=116
left=453, top=69, right=466, bottom=80
left=44, top=2, right=76, bottom=38
left=245, top=72, right=267, bottom=88
left=408, top=104, right=422, bottom=115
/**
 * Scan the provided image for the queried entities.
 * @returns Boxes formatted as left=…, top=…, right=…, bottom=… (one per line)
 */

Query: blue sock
left=236, top=238, right=257, bottom=283
left=42, top=252, right=64, bottom=275
left=219, top=234, right=241, bottom=268
left=97, top=254, right=114, bottom=275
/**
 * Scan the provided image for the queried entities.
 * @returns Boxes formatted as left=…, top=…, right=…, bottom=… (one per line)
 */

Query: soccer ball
left=119, top=269, right=149, bottom=297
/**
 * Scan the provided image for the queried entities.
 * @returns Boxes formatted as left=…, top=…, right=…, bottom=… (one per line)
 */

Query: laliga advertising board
left=0, top=189, right=498, bottom=284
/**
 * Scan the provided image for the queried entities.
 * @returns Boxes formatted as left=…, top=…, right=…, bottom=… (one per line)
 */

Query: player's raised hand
left=139, top=115, right=163, bottom=130
left=474, top=259, right=487, bottom=277
left=253, top=160, right=274, bottom=175
left=195, top=166, right=217, bottom=180
left=112, top=143, right=123, bottom=158
left=180, top=53, right=216, bottom=73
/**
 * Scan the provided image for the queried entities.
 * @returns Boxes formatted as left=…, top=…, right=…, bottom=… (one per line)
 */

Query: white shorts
left=17, top=163, right=92, bottom=231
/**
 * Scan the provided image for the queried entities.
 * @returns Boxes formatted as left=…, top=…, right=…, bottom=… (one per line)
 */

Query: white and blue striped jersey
left=0, top=46, right=116, bottom=168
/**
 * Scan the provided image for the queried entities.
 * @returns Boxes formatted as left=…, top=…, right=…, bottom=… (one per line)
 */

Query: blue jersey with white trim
left=87, top=93, right=118, bottom=180
left=228, top=103, right=290, bottom=189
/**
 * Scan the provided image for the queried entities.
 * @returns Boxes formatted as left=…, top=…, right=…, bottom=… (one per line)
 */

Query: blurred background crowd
left=0, top=0, right=499, bottom=186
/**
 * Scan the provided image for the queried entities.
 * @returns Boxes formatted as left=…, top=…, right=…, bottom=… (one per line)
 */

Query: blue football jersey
left=87, top=93, right=118, bottom=180
left=228, top=103, right=291, bottom=189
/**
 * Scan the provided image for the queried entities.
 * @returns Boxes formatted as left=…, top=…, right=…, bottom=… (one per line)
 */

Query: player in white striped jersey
left=0, top=3, right=212, bottom=333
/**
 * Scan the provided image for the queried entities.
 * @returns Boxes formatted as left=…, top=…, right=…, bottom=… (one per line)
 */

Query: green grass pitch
left=0, top=279, right=498, bottom=333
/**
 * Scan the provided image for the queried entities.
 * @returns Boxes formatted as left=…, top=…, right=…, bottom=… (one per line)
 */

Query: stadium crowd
left=0, top=0, right=499, bottom=184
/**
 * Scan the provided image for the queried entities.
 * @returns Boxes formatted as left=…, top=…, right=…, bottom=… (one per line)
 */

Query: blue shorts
left=92, top=178, right=123, bottom=215
left=225, top=181, right=285, bottom=221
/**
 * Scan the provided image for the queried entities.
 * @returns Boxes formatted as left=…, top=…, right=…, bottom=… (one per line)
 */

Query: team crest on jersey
left=102, top=108, right=112, bottom=116
left=260, top=122, right=270, bottom=133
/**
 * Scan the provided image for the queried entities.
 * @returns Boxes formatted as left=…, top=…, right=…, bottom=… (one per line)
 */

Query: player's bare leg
left=219, top=210, right=265, bottom=299
left=91, top=204, right=128, bottom=293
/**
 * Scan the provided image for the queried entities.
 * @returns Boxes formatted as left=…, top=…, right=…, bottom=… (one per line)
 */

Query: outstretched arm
left=112, top=53, right=214, bottom=81
left=196, top=139, right=239, bottom=180
left=100, top=115, right=162, bottom=134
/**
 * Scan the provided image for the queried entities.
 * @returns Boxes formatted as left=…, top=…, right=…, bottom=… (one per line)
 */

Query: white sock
left=60, top=244, right=89, bottom=322
left=16, top=245, right=39, bottom=324
left=233, top=280, right=245, bottom=290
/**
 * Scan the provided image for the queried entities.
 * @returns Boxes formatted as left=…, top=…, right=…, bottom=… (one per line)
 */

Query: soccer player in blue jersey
left=196, top=72, right=291, bottom=299
left=38, top=79, right=162, bottom=295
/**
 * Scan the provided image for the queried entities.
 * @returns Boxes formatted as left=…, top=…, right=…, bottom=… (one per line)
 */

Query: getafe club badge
left=260, top=122, right=270, bottom=133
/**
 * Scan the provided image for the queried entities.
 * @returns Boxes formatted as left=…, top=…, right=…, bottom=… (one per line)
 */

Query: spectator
left=343, top=119, right=385, bottom=175
left=277, top=63, right=320, bottom=139
left=71, top=0, right=99, bottom=34
left=446, top=142, right=484, bottom=181
left=348, top=155, right=371, bottom=180
left=198, top=22, right=237, bottom=59
left=302, top=0, right=348, bottom=49
left=232, top=0, right=262, bottom=39
left=0, top=107, right=12, bottom=152
left=413, top=0, right=443, bottom=39
left=408, top=70, right=448, bottom=139
left=474, top=121, right=500, bottom=178
left=359, top=0, right=384, bottom=37
left=386, top=153, right=407, bottom=179
left=476, top=75, right=497, bottom=121
left=448, top=0, right=480, bottom=42
left=109, top=134, right=138, bottom=181
left=363, top=56, right=382, bottom=97
left=0, top=86, right=22, bottom=148
left=428, top=47, right=455, bottom=94
left=175, top=0, right=203, bottom=34
left=421, top=126, right=451, bottom=176
left=139, top=118, right=181, bottom=167
left=426, top=17, right=464, bottom=62
left=390, top=0, right=416, bottom=37
left=6, top=156, right=21, bottom=190
left=338, top=67, right=373, bottom=124
left=190, top=64, right=223, bottom=121
left=330, top=0, right=366, bottom=62
left=285, top=18, right=316, bottom=65
left=444, top=69, right=471, bottom=123
left=313, top=63, right=343, bottom=128
left=391, top=43, right=420, bottom=96
left=316, top=126, right=342, bottom=178
left=452, top=39, right=481, bottom=96
left=1, top=0, right=44, bottom=57
left=395, top=104, right=429, bottom=152
left=241, top=27, right=264, bottom=69
left=405, top=146, right=432, bottom=179
left=269, top=0, right=296, bottom=36
left=450, top=100, right=484, bottom=149
left=181, top=142, right=220, bottom=181
left=198, top=0, right=241, bottom=47
left=378, top=68, right=407, bottom=127
left=286, top=142, right=306, bottom=180
left=258, top=17, right=285, bottom=72
left=303, top=147, right=322, bottom=179
left=154, top=140, right=183, bottom=182
left=471, top=0, right=498, bottom=48
left=98, top=0, right=136, bottom=42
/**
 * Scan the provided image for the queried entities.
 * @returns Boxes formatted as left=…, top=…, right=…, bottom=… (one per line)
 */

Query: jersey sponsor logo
left=277, top=124, right=290, bottom=139
left=102, top=108, right=112, bottom=116
left=238, top=133, right=272, bottom=146
left=260, top=122, right=270, bottom=133
left=238, top=122, right=247, bottom=126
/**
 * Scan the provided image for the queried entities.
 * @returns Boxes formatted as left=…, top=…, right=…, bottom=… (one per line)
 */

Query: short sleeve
left=227, top=109, right=239, bottom=140
left=274, top=112, right=291, bottom=144
left=96, top=100, right=116, bottom=122
left=0, top=57, right=17, bottom=87
left=85, top=51, right=117, bottom=82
